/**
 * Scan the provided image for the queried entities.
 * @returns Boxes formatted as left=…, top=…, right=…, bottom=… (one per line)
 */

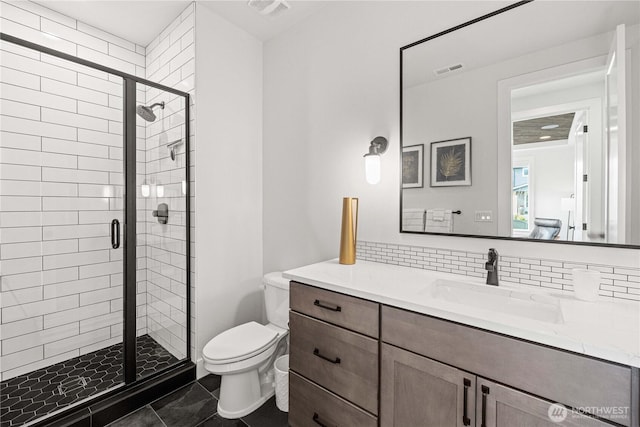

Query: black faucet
left=485, top=248, right=499, bottom=286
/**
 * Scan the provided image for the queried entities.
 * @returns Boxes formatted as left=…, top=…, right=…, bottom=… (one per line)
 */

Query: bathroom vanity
left=285, top=260, right=640, bottom=427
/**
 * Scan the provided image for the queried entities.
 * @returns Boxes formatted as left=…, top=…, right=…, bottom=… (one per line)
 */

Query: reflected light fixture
left=156, top=184, right=164, bottom=198
left=102, top=185, right=115, bottom=198
left=364, top=136, right=388, bottom=185
left=141, top=183, right=150, bottom=198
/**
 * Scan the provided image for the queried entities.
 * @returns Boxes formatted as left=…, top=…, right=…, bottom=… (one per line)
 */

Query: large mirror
left=400, top=0, right=639, bottom=247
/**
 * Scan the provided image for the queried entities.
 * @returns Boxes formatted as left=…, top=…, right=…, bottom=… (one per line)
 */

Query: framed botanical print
left=402, top=144, right=423, bottom=188
left=430, top=137, right=471, bottom=187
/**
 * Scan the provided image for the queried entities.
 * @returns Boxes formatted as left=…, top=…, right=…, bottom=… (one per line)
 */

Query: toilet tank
left=263, top=272, right=290, bottom=329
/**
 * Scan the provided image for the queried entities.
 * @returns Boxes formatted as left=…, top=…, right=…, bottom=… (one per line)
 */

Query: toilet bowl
left=202, top=272, right=289, bottom=419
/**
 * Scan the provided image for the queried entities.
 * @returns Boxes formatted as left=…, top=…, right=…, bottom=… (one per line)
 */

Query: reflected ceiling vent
left=434, top=63, right=464, bottom=77
left=247, top=0, right=291, bottom=17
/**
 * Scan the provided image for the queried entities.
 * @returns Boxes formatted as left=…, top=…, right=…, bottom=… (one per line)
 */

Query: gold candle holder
left=339, top=197, right=359, bottom=265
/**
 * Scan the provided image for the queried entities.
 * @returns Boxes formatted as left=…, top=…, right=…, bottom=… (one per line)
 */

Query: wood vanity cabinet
left=381, top=342, right=611, bottom=427
left=289, top=281, right=638, bottom=427
left=289, top=282, right=380, bottom=427
left=381, top=305, right=637, bottom=427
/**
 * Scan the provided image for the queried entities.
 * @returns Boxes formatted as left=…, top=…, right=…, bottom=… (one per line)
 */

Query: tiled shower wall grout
left=0, top=0, right=195, bottom=380
left=357, top=241, right=640, bottom=301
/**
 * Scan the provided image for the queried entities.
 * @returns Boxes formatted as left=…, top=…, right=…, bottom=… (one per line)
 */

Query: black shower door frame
left=0, top=32, right=192, bottom=385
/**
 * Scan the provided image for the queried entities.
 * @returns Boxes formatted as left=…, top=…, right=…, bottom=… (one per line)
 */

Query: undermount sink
left=429, top=279, right=564, bottom=324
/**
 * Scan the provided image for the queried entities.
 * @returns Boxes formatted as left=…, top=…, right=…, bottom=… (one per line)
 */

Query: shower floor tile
left=0, top=334, right=177, bottom=427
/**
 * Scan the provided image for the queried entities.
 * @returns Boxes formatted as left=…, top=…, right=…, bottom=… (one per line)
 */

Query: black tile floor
left=107, top=374, right=289, bottom=427
left=0, top=335, right=177, bottom=427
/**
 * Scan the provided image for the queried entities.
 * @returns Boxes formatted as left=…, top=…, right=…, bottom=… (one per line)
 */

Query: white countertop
left=284, top=259, right=640, bottom=368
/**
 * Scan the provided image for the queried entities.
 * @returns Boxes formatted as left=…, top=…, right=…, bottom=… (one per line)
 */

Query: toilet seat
left=203, top=321, right=278, bottom=364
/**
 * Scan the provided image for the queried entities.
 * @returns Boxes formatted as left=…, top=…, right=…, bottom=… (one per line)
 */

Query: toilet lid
left=203, top=321, right=279, bottom=363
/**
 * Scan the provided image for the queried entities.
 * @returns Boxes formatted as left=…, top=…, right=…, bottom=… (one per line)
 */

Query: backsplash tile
left=357, top=241, right=640, bottom=302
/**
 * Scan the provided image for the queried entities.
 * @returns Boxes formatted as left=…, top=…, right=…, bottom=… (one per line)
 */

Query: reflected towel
left=402, top=209, right=425, bottom=232
left=426, top=209, right=452, bottom=232
left=431, top=209, right=446, bottom=221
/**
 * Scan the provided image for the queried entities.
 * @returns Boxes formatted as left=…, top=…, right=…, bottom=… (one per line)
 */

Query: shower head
left=136, top=101, right=165, bottom=122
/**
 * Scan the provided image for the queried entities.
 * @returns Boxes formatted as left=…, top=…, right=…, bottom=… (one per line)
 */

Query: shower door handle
left=111, top=219, right=120, bottom=249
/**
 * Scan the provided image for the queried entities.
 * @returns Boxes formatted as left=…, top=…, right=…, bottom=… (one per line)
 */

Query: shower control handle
left=111, top=219, right=120, bottom=249
left=152, top=203, right=169, bottom=224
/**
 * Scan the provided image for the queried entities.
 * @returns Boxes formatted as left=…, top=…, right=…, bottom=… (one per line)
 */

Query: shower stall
left=0, top=32, right=193, bottom=426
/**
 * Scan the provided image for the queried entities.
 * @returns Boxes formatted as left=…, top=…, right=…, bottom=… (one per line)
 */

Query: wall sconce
left=182, top=180, right=187, bottom=195
left=156, top=184, right=165, bottom=198
left=141, top=183, right=150, bottom=198
left=364, top=136, right=388, bottom=184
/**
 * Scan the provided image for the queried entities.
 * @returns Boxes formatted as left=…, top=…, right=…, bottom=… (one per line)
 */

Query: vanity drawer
left=289, top=372, right=377, bottom=427
left=290, top=311, right=379, bottom=414
left=382, top=305, right=633, bottom=426
left=290, top=281, right=379, bottom=338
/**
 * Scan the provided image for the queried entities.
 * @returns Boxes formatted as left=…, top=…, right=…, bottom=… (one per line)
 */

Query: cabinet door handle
left=481, top=385, right=490, bottom=427
left=314, top=299, right=342, bottom=312
left=312, top=412, right=336, bottom=427
left=111, top=219, right=120, bottom=249
left=463, top=378, right=471, bottom=426
left=313, top=348, right=341, bottom=364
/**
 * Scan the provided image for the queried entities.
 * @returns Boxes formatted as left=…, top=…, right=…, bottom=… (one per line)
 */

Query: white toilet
left=202, top=272, right=289, bottom=419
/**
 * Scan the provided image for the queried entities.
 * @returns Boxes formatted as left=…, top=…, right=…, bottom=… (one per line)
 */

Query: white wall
left=194, top=4, right=263, bottom=377
left=263, top=1, right=640, bottom=274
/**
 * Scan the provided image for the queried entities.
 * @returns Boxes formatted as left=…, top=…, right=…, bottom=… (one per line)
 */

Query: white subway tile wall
left=0, top=0, right=149, bottom=381
left=141, top=3, right=195, bottom=361
left=357, top=241, right=640, bottom=301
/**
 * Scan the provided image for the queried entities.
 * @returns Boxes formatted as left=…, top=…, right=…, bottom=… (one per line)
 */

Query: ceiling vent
left=433, top=63, right=464, bottom=77
left=247, top=0, right=291, bottom=17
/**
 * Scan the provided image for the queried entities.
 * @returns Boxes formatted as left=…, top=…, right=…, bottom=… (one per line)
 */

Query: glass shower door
left=0, top=43, right=126, bottom=425
left=134, top=82, right=188, bottom=379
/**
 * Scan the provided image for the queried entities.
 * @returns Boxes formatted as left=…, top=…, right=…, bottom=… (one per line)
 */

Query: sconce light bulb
left=141, top=184, right=150, bottom=198
left=365, top=154, right=381, bottom=185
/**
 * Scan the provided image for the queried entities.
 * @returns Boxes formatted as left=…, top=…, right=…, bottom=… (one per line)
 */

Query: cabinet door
left=381, top=343, right=475, bottom=427
left=477, top=378, right=613, bottom=427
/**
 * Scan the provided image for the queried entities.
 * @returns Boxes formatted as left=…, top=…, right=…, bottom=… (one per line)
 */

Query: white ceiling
left=31, top=0, right=328, bottom=46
